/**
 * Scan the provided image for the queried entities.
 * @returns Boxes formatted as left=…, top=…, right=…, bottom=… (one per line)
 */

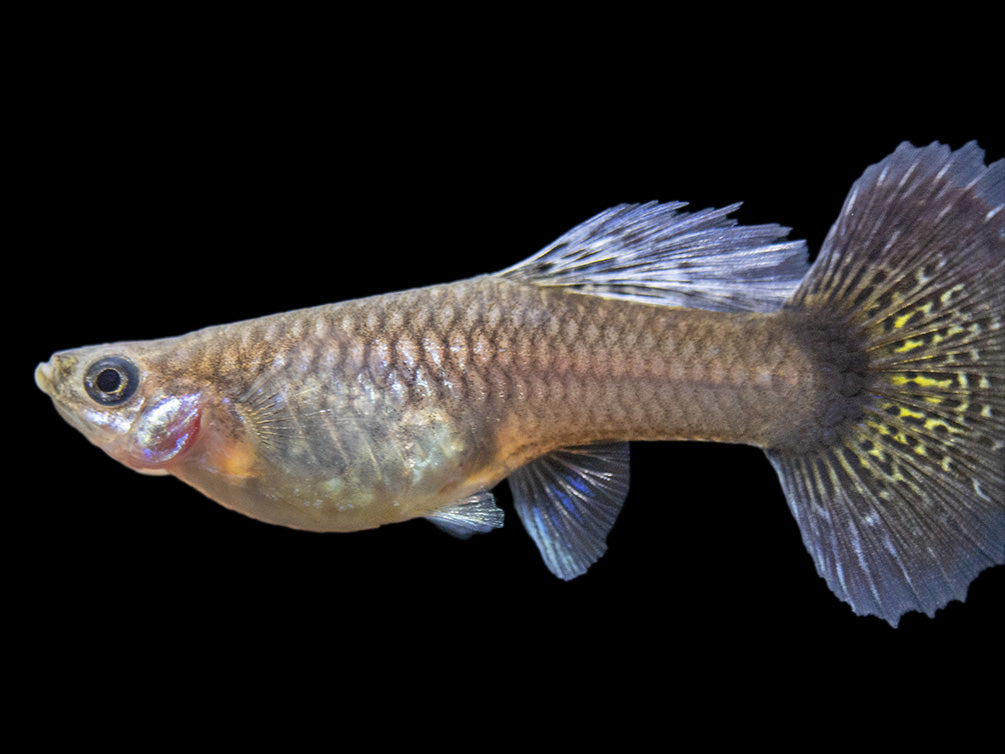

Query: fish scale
left=307, top=278, right=825, bottom=455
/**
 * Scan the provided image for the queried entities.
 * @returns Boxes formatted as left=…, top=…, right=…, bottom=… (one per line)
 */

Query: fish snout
left=34, top=360, right=55, bottom=396
left=35, top=353, right=79, bottom=398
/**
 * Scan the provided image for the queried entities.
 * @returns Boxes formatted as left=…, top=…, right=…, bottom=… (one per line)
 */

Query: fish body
left=37, top=277, right=827, bottom=528
left=36, top=142, right=1004, bottom=625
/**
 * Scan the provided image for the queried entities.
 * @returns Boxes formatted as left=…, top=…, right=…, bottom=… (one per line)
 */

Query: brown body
left=112, top=276, right=849, bottom=533
left=226, top=276, right=850, bottom=451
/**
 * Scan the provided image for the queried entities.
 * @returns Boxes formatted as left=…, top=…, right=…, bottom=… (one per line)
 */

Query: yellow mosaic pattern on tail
left=768, top=141, right=1004, bottom=625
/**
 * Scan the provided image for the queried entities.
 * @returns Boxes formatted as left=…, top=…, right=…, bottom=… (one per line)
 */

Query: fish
left=35, top=141, right=1004, bottom=626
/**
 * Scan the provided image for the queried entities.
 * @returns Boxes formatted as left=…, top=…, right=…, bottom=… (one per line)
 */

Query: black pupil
left=96, top=368, right=122, bottom=393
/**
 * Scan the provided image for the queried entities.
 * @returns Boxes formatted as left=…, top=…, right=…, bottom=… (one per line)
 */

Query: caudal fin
left=767, top=141, right=1004, bottom=625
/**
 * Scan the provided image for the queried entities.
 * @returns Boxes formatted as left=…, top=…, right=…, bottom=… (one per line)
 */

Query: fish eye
left=84, top=356, right=140, bottom=406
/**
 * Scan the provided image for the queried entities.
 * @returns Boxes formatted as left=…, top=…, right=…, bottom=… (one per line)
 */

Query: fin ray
left=499, top=202, right=809, bottom=313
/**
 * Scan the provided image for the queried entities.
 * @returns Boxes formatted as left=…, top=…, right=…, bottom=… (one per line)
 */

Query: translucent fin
left=498, top=201, right=809, bottom=313
left=508, top=442, right=630, bottom=580
left=770, top=141, right=1004, bottom=626
left=427, top=491, right=505, bottom=539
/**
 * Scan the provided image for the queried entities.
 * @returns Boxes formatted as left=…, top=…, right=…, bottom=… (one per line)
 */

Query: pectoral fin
left=508, top=442, right=631, bottom=580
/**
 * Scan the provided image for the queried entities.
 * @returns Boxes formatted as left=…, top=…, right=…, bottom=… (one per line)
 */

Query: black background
left=14, top=23, right=1003, bottom=732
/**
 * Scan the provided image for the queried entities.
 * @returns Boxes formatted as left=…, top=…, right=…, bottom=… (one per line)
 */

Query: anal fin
left=508, top=442, right=631, bottom=580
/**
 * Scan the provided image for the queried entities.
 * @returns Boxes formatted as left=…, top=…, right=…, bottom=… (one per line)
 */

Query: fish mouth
left=35, top=361, right=54, bottom=396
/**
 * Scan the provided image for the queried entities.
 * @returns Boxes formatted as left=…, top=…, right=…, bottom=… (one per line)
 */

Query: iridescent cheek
left=130, top=394, right=203, bottom=467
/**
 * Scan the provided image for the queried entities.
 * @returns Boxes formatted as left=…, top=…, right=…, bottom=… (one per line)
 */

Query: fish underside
left=36, top=142, right=1005, bottom=626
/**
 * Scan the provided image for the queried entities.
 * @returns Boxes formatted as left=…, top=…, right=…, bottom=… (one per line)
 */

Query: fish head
left=35, top=343, right=202, bottom=475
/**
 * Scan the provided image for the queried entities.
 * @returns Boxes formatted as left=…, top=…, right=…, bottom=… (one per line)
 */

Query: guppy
left=36, top=142, right=1004, bottom=626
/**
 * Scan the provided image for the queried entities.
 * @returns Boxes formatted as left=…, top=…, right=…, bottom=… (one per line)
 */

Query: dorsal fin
left=499, top=201, right=809, bottom=313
